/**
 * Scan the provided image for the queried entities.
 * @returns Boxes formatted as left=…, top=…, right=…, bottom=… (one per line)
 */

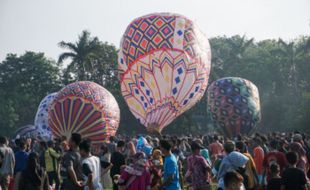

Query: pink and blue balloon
left=118, top=13, right=211, bottom=133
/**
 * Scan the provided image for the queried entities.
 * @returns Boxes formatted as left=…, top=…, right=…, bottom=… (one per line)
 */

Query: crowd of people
left=0, top=131, right=310, bottom=190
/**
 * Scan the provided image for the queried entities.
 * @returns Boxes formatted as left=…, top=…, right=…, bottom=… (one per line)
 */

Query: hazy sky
left=1, top=0, right=309, bottom=62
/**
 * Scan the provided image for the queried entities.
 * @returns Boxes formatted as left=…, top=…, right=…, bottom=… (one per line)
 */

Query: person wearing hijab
left=236, top=141, right=259, bottom=190
left=118, top=152, right=151, bottom=190
left=217, top=141, right=248, bottom=190
left=196, top=139, right=212, bottom=166
left=150, top=149, right=163, bottom=190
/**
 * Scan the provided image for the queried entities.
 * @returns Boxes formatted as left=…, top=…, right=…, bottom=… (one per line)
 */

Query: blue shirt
left=163, top=154, right=181, bottom=190
left=14, top=150, right=28, bottom=174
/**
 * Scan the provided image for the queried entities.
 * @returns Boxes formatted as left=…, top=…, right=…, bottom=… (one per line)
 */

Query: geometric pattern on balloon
left=34, top=92, right=58, bottom=138
left=48, top=81, right=120, bottom=144
left=207, top=77, right=261, bottom=138
left=119, top=13, right=211, bottom=133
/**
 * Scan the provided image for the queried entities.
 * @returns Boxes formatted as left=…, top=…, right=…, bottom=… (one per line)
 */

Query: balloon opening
left=146, top=123, right=162, bottom=137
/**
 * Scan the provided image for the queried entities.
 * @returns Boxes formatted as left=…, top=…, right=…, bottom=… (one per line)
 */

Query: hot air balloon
left=34, top=92, right=57, bottom=139
left=118, top=13, right=211, bottom=133
left=207, top=77, right=261, bottom=138
left=48, top=81, right=120, bottom=144
left=15, top=125, right=38, bottom=139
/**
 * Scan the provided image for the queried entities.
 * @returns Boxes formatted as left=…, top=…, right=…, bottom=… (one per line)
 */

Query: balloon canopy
left=15, top=125, right=38, bottom=139
left=118, top=13, right=211, bottom=133
left=48, top=81, right=120, bottom=144
left=34, top=92, right=57, bottom=139
left=207, top=77, right=261, bottom=138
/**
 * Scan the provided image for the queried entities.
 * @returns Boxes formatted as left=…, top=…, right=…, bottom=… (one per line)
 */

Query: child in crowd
left=281, top=151, right=307, bottom=190
left=223, top=171, right=244, bottom=190
left=267, top=163, right=281, bottom=190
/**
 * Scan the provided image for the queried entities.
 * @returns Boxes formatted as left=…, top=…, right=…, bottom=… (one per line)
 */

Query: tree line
left=0, top=30, right=309, bottom=136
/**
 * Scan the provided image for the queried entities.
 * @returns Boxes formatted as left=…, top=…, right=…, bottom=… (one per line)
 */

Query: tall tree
left=58, top=30, right=100, bottom=81
left=86, top=42, right=118, bottom=89
left=0, top=52, right=61, bottom=135
left=209, top=35, right=254, bottom=80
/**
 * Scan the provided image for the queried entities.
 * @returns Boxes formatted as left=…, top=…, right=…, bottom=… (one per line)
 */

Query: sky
left=0, top=0, right=309, bottom=62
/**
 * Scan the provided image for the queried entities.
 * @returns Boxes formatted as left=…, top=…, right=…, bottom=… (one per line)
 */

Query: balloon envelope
left=118, top=13, right=211, bottom=132
left=15, top=125, right=38, bottom=139
left=207, top=77, right=261, bottom=138
left=48, top=81, right=120, bottom=144
left=34, top=92, right=57, bottom=139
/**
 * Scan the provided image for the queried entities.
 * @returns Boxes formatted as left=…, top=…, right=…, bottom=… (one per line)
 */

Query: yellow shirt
left=44, top=147, right=61, bottom=172
left=244, top=153, right=257, bottom=188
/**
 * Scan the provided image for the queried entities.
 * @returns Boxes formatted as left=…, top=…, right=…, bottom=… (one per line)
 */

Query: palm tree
left=225, top=35, right=254, bottom=75
left=277, top=37, right=310, bottom=103
left=227, top=35, right=254, bottom=59
left=58, top=30, right=100, bottom=81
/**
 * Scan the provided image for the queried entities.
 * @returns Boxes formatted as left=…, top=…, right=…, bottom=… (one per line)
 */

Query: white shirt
left=82, top=155, right=103, bottom=190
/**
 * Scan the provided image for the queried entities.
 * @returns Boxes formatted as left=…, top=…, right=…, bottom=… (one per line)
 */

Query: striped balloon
left=48, top=81, right=120, bottom=144
left=207, top=77, right=261, bottom=138
left=15, top=125, right=38, bottom=139
left=118, top=13, right=211, bottom=133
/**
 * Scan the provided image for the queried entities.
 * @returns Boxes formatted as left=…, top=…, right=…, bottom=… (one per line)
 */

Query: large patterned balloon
left=15, top=125, right=38, bottom=139
left=118, top=13, right=211, bottom=133
left=207, top=77, right=261, bottom=138
left=34, top=92, right=57, bottom=138
left=48, top=81, right=120, bottom=144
